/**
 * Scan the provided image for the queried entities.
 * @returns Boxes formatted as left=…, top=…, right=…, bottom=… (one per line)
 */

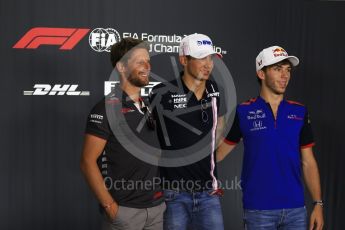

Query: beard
left=127, top=72, right=149, bottom=87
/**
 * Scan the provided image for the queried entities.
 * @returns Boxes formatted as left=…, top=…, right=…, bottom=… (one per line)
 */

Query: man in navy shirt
left=150, top=34, right=225, bottom=230
left=217, top=46, right=324, bottom=230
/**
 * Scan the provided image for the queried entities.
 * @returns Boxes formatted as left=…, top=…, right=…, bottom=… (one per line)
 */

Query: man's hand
left=80, top=134, right=120, bottom=222
left=301, top=147, right=324, bottom=230
left=309, top=205, right=324, bottom=230
left=105, top=202, right=119, bottom=221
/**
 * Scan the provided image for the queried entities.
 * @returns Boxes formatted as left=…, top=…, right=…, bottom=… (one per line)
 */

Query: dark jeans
left=163, top=190, right=224, bottom=230
left=243, top=206, right=307, bottom=230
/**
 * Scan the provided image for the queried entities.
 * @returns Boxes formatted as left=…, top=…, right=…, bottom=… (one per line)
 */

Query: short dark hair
left=110, top=37, right=149, bottom=67
left=185, top=55, right=195, bottom=60
left=257, top=59, right=292, bottom=85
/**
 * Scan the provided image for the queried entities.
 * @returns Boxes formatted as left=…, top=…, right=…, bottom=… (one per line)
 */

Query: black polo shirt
left=85, top=86, right=163, bottom=208
left=149, top=78, right=226, bottom=191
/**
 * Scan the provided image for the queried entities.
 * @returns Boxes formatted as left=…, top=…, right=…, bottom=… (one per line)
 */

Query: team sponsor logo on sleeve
left=89, top=114, right=104, bottom=124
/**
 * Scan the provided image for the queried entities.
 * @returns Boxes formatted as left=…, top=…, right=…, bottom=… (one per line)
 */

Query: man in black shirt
left=80, top=38, right=165, bottom=230
left=149, top=33, right=225, bottom=230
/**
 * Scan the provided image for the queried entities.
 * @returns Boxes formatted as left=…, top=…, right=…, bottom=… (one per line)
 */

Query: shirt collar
left=179, top=75, right=214, bottom=100
left=112, top=84, right=140, bottom=106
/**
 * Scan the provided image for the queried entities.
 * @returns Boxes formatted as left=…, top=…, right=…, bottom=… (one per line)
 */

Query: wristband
left=313, top=200, right=324, bottom=207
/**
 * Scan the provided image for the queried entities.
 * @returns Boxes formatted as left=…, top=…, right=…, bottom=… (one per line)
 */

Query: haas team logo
left=13, top=27, right=90, bottom=50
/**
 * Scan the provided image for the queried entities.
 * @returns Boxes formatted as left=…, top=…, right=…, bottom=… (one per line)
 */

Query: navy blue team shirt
left=225, top=96, right=314, bottom=210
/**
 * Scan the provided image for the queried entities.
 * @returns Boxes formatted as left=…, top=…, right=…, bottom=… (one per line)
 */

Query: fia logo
left=89, top=28, right=121, bottom=52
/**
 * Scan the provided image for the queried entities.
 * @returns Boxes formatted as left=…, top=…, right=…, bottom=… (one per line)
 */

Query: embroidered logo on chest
left=170, top=94, right=187, bottom=109
left=287, top=114, right=303, bottom=120
left=121, top=108, right=136, bottom=114
left=250, top=120, right=267, bottom=131
left=247, top=109, right=267, bottom=120
left=207, top=92, right=219, bottom=98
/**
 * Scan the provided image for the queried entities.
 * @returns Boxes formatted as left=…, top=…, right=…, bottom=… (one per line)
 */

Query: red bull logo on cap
left=272, top=47, right=288, bottom=57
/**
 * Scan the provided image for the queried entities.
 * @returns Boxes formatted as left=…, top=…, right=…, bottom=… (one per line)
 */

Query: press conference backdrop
left=1, top=0, right=344, bottom=229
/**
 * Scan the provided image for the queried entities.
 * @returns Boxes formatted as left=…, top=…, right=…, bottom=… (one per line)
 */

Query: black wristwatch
left=313, top=200, right=324, bottom=207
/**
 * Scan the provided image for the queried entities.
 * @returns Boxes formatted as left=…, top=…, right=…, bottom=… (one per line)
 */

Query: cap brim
left=190, top=51, right=222, bottom=59
left=286, top=56, right=299, bottom=66
left=264, top=55, right=299, bottom=68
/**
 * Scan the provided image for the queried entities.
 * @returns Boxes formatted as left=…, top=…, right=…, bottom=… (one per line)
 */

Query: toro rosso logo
left=13, top=27, right=90, bottom=50
left=272, top=47, right=288, bottom=57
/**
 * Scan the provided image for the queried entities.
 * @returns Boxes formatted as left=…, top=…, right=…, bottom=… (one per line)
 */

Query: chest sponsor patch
left=247, top=109, right=267, bottom=120
left=250, top=120, right=267, bottom=131
left=121, top=108, right=136, bottom=114
left=287, top=114, right=303, bottom=120
left=171, top=94, right=187, bottom=109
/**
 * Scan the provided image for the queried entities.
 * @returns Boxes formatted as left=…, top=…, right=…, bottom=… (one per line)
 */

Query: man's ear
left=116, top=62, right=126, bottom=73
left=257, top=70, right=265, bottom=81
left=179, top=56, right=188, bottom=67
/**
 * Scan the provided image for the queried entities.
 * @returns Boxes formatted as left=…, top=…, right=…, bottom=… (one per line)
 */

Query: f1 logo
left=13, top=27, right=90, bottom=50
